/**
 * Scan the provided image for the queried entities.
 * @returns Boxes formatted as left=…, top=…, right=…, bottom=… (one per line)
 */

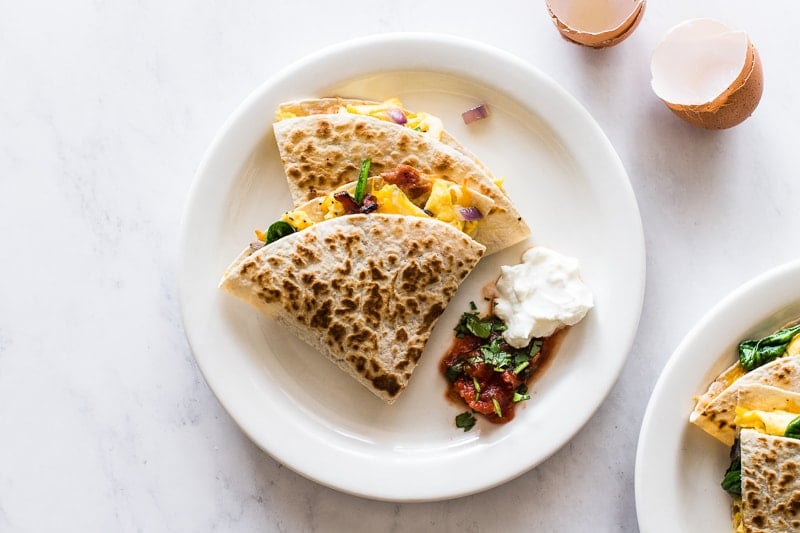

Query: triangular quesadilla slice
left=690, top=355, right=800, bottom=446
left=272, top=112, right=530, bottom=255
left=219, top=213, right=485, bottom=403
left=276, top=97, right=494, bottom=176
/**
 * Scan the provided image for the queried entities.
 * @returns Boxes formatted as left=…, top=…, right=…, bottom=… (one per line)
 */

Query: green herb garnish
left=265, top=220, right=296, bottom=244
left=445, top=362, right=464, bottom=382
left=354, top=158, right=371, bottom=204
left=785, top=415, right=800, bottom=439
left=528, top=339, right=543, bottom=357
left=513, top=385, right=530, bottom=403
left=480, top=339, right=512, bottom=370
left=455, top=311, right=494, bottom=339
left=739, top=323, right=800, bottom=371
left=455, top=411, right=477, bottom=432
left=491, top=396, right=503, bottom=418
left=721, top=457, right=741, bottom=495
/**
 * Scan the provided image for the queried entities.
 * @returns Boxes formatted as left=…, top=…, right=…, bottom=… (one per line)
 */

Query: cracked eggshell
left=651, top=18, right=763, bottom=130
left=546, top=0, right=646, bottom=48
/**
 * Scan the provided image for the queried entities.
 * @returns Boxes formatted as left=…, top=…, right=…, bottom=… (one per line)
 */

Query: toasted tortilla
left=276, top=97, right=493, bottom=174
left=219, top=214, right=486, bottom=403
left=740, top=428, right=800, bottom=532
left=272, top=112, right=530, bottom=255
left=690, top=355, right=800, bottom=446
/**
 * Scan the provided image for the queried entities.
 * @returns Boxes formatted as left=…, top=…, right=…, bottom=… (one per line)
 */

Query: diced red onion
left=387, top=107, right=407, bottom=125
left=462, top=104, right=490, bottom=124
left=458, top=206, right=484, bottom=221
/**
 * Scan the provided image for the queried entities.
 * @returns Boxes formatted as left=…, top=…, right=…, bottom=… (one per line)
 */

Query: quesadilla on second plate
left=720, top=385, right=800, bottom=532
left=690, top=321, right=800, bottom=446
left=272, top=101, right=530, bottom=255
left=738, top=428, right=800, bottom=532
left=219, top=213, right=485, bottom=403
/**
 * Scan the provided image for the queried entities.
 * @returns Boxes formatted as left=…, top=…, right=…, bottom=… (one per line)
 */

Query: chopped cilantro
left=455, top=311, right=494, bottom=339
left=455, top=411, right=477, bottom=432
left=445, top=362, right=464, bottom=382
left=480, top=339, right=512, bottom=370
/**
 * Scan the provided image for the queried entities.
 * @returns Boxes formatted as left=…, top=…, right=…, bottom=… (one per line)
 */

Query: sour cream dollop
left=494, top=247, right=594, bottom=348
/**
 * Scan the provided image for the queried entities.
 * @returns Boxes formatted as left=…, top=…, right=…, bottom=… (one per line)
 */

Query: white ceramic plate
left=178, top=33, right=645, bottom=501
left=636, top=260, right=800, bottom=532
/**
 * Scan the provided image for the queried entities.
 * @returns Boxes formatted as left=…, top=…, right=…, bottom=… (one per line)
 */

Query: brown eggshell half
left=666, top=40, right=763, bottom=130
left=546, top=0, right=646, bottom=48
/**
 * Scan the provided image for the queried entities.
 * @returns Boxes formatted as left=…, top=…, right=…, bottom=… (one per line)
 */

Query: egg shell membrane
left=666, top=40, right=763, bottom=130
left=547, top=0, right=646, bottom=48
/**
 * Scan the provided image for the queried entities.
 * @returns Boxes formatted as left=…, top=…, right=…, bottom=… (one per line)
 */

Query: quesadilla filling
left=254, top=162, right=490, bottom=249
left=276, top=98, right=444, bottom=140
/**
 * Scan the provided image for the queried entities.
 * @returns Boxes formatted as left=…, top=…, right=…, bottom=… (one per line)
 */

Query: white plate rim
left=635, top=259, right=800, bottom=532
left=178, top=32, right=646, bottom=501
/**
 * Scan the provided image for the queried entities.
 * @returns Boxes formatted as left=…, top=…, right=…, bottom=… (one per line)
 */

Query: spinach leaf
left=265, top=220, right=296, bottom=244
left=739, top=323, right=800, bottom=371
left=785, top=415, right=800, bottom=440
left=721, top=457, right=741, bottom=495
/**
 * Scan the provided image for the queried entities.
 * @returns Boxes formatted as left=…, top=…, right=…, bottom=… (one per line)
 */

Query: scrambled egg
left=735, top=407, right=799, bottom=436
left=270, top=178, right=480, bottom=236
left=422, top=179, right=479, bottom=234
left=373, top=184, right=429, bottom=217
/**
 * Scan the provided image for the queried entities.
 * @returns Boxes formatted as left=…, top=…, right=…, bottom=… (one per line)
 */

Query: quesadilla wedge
left=719, top=385, right=800, bottom=532
left=272, top=106, right=530, bottom=255
left=276, top=97, right=492, bottom=174
left=219, top=213, right=486, bottom=403
left=690, top=321, right=800, bottom=446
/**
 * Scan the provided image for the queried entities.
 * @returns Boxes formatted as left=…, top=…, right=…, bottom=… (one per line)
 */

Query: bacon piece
left=333, top=191, right=362, bottom=214
left=381, top=164, right=431, bottom=199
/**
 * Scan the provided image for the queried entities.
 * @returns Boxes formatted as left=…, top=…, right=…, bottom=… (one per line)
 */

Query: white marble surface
left=2, top=1, right=799, bottom=531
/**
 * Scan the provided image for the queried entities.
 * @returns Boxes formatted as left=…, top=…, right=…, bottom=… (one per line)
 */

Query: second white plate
left=636, top=259, right=800, bottom=531
left=178, top=33, right=645, bottom=501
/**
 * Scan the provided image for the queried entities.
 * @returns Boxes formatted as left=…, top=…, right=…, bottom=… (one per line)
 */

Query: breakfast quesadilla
left=219, top=213, right=486, bottom=403
left=272, top=100, right=530, bottom=255
left=690, top=320, right=800, bottom=446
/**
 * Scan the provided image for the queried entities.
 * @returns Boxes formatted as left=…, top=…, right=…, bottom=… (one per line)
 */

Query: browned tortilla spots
left=219, top=214, right=485, bottom=403
left=741, top=429, right=800, bottom=532
left=273, top=112, right=530, bottom=255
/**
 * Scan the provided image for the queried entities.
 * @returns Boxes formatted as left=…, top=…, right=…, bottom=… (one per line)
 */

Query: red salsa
left=441, top=302, right=558, bottom=428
